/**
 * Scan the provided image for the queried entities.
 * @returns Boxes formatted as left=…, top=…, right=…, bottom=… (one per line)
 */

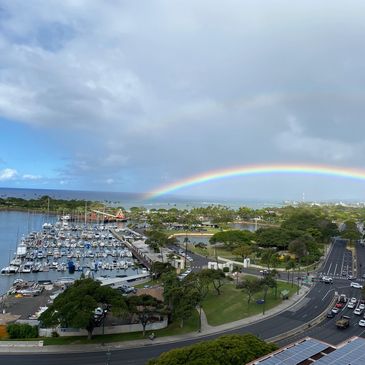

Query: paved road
left=1, top=238, right=349, bottom=365
left=168, top=244, right=209, bottom=272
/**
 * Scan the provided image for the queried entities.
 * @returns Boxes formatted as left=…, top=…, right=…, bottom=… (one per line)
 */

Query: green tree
left=238, top=277, right=262, bottom=305
left=151, top=262, right=175, bottom=279
left=148, top=334, right=277, bottom=365
left=39, top=278, right=128, bottom=339
left=127, top=294, right=166, bottom=337
left=162, top=272, right=199, bottom=327
left=285, top=259, right=295, bottom=283
left=342, top=220, right=361, bottom=243
left=233, top=244, right=252, bottom=262
left=204, top=269, right=227, bottom=295
left=210, top=230, right=255, bottom=250
left=255, top=227, right=291, bottom=249
left=260, top=248, right=278, bottom=270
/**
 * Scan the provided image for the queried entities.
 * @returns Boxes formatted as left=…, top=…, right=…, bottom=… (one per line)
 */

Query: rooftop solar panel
left=314, top=338, right=365, bottom=365
left=257, top=338, right=328, bottom=364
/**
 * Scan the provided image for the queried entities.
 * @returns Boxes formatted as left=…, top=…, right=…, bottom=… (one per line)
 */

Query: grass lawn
left=187, top=244, right=237, bottom=260
left=202, top=280, right=298, bottom=326
left=41, top=311, right=199, bottom=345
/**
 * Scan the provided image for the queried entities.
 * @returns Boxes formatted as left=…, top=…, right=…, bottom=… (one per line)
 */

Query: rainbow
left=145, top=163, right=365, bottom=199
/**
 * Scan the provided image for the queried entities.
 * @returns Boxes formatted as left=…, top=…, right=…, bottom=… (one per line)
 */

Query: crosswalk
left=317, top=273, right=365, bottom=282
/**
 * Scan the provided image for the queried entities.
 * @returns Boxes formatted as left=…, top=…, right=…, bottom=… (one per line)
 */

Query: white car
left=359, top=320, right=365, bottom=327
left=354, top=308, right=363, bottom=315
left=350, top=282, right=363, bottom=289
left=360, top=304, right=365, bottom=310
left=348, top=302, right=356, bottom=309
left=331, top=307, right=340, bottom=314
left=350, top=297, right=357, bottom=303
left=322, top=276, right=333, bottom=283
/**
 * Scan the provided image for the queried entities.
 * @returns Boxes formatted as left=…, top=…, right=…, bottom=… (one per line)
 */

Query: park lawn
left=187, top=244, right=237, bottom=260
left=42, top=311, right=199, bottom=346
left=202, top=281, right=298, bottom=326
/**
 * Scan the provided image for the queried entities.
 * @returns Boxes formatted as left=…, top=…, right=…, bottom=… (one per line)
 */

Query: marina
left=0, top=212, right=150, bottom=296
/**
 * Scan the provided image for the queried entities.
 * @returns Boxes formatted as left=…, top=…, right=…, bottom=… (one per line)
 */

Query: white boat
left=10, top=258, right=22, bottom=266
left=8, top=265, right=19, bottom=274
left=21, top=262, right=33, bottom=273
left=42, top=223, right=53, bottom=230
left=16, top=243, right=27, bottom=257
left=55, top=277, right=75, bottom=286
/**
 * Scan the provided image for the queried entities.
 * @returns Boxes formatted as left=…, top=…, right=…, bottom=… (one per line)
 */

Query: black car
left=327, top=311, right=335, bottom=318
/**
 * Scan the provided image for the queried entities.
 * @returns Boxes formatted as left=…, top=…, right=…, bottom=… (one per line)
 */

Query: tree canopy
left=210, top=230, right=255, bottom=250
left=148, top=334, right=277, bottom=365
left=39, top=278, right=128, bottom=339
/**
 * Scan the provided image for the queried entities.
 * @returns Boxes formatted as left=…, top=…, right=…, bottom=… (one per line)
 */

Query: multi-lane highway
left=0, top=238, right=362, bottom=365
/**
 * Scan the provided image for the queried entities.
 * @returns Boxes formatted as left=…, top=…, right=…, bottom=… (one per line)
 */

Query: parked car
left=354, top=308, right=363, bottom=315
left=348, top=302, right=356, bottom=309
left=351, top=282, right=363, bottom=289
left=332, top=307, right=340, bottom=314
left=359, top=319, right=365, bottom=327
left=327, top=311, right=335, bottom=318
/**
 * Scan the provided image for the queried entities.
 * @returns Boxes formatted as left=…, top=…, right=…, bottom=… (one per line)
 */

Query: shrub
left=7, top=323, right=38, bottom=339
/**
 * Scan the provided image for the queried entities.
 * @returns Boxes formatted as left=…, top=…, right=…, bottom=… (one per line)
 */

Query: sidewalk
left=0, top=284, right=312, bottom=354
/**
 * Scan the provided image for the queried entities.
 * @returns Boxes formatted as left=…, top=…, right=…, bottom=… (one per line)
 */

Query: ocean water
left=0, top=187, right=281, bottom=209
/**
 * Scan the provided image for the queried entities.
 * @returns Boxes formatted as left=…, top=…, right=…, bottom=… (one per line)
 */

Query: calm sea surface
left=0, top=187, right=282, bottom=210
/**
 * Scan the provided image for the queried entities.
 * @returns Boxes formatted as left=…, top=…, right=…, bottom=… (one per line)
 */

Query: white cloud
left=2, top=1, right=365, bottom=196
left=0, top=168, right=18, bottom=181
left=22, top=174, right=42, bottom=180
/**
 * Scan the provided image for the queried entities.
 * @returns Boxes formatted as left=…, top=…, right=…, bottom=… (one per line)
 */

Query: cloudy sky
left=1, top=0, right=365, bottom=201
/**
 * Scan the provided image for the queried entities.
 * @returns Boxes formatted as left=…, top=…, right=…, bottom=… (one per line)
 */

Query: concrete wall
left=39, top=318, right=168, bottom=337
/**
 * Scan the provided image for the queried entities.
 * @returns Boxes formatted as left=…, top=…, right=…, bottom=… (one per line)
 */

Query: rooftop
left=248, top=336, right=365, bottom=365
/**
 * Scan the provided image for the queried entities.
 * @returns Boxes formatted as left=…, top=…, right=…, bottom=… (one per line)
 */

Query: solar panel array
left=315, top=338, right=365, bottom=365
left=257, top=338, right=328, bottom=364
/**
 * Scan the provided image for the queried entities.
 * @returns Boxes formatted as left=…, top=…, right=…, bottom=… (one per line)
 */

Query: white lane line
left=340, top=254, right=345, bottom=274
left=327, top=262, right=332, bottom=275
left=334, top=263, right=338, bottom=276
left=322, top=288, right=335, bottom=301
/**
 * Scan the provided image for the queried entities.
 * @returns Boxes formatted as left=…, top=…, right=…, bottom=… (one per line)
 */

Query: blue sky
left=2, top=1, right=365, bottom=201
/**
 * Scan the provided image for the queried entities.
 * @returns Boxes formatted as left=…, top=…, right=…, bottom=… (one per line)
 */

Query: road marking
left=322, top=289, right=335, bottom=301
left=340, top=254, right=345, bottom=275
left=334, top=263, right=338, bottom=275
left=327, top=262, right=332, bottom=275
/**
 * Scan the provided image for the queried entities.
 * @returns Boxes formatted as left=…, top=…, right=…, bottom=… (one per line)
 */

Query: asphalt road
left=0, top=240, right=361, bottom=365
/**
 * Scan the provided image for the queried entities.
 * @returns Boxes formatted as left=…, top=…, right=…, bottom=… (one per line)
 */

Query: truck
left=336, top=316, right=350, bottom=329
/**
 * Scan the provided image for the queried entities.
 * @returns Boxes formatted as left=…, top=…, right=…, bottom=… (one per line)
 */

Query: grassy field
left=42, top=311, right=199, bottom=345
left=202, top=280, right=298, bottom=326
left=187, top=244, right=238, bottom=260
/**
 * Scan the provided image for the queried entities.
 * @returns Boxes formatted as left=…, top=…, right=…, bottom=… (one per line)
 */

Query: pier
left=111, top=229, right=153, bottom=269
